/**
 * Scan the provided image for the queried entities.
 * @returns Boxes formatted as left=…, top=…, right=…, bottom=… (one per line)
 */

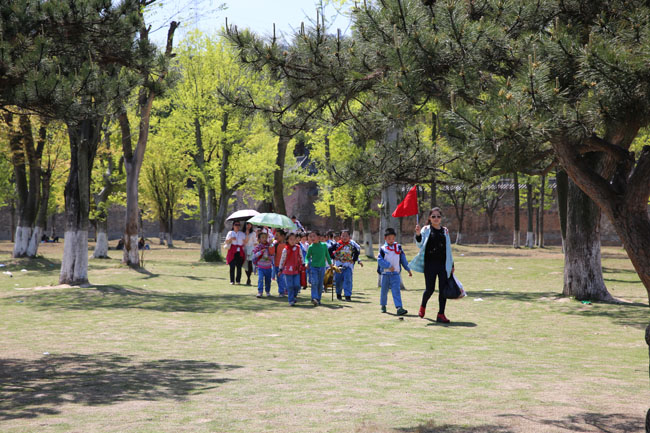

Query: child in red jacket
left=279, top=232, right=303, bottom=306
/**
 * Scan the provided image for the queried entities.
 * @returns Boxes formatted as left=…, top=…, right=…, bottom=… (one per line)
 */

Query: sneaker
left=436, top=313, right=450, bottom=323
left=256, top=293, right=262, bottom=298
left=381, top=305, right=387, bottom=313
left=317, top=300, right=321, bottom=305
left=345, top=296, right=351, bottom=301
left=311, top=299, right=318, bottom=306
left=230, top=281, right=235, bottom=285
left=396, top=307, right=408, bottom=316
left=418, top=306, right=426, bottom=318
left=246, top=279, right=251, bottom=286
left=265, top=292, right=270, bottom=297
left=336, top=293, right=342, bottom=300
left=289, top=301, right=296, bottom=306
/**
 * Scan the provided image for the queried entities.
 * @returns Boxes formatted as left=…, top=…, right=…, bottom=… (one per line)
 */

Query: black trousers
left=421, top=260, right=447, bottom=314
left=245, top=260, right=253, bottom=282
left=229, top=253, right=244, bottom=283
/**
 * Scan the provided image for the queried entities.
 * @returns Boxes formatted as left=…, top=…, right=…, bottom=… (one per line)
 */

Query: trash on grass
left=20, top=269, right=27, bottom=272
left=3, top=271, right=12, bottom=277
left=474, top=298, right=484, bottom=302
left=581, top=300, right=592, bottom=305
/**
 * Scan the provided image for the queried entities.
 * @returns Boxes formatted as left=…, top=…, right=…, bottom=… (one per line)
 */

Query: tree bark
left=362, top=216, right=374, bottom=258
left=486, top=209, right=495, bottom=245
left=562, top=179, right=613, bottom=301
left=60, top=118, right=101, bottom=285
left=27, top=168, right=51, bottom=257
left=556, top=169, right=568, bottom=251
left=513, top=173, right=520, bottom=248
left=6, top=114, right=44, bottom=258
left=273, top=130, right=290, bottom=215
left=526, top=183, right=535, bottom=248
left=120, top=21, right=177, bottom=267
left=93, top=218, right=109, bottom=259
left=537, top=175, right=546, bottom=248
left=646, top=324, right=650, bottom=433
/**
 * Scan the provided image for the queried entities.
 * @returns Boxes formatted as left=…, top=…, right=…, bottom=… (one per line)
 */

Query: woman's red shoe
left=436, top=313, right=450, bottom=323
left=418, top=306, right=426, bottom=318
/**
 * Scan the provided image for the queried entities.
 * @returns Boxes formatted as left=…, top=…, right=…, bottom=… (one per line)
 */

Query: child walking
left=328, top=229, right=363, bottom=301
left=270, top=230, right=287, bottom=296
left=279, top=232, right=303, bottom=306
left=305, top=230, right=332, bottom=306
left=252, top=232, right=273, bottom=297
left=377, top=227, right=411, bottom=315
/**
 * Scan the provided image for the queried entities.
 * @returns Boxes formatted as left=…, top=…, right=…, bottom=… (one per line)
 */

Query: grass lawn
left=0, top=240, right=648, bottom=433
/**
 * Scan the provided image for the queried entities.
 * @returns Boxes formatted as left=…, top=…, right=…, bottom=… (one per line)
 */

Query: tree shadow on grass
left=358, top=420, right=513, bottom=433
left=0, top=353, right=240, bottom=420
left=497, top=412, right=643, bottom=432
left=3, top=285, right=351, bottom=313
left=470, top=289, right=649, bottom=329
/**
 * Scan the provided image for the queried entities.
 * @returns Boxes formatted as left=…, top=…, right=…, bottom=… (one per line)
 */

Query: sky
left=145, top=0, right=353, bottom=48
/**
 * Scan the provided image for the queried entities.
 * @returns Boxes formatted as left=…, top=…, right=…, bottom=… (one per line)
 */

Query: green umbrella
left=247, top=213, right=297, bottom=230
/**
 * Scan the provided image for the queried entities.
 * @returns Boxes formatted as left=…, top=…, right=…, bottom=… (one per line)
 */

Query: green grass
left=0, top=241, right=647, bottom=433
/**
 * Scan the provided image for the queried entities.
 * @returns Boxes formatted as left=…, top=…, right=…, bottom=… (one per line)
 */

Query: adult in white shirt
left=225, top=221, right=246, bottom=284
left=243, top=222, right=258, bottom=286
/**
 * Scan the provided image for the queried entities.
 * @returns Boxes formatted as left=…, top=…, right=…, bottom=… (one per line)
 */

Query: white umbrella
left=226, top=209, right=260, bottom=222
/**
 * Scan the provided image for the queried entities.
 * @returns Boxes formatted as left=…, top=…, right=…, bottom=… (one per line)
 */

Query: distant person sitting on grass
left=278, top=232, right=303, bottom=306
left=377, top=227, right=411, bottom=315
left=252, top=232, right=273, bottom=298
left=305, top=230, right=332, bottom=306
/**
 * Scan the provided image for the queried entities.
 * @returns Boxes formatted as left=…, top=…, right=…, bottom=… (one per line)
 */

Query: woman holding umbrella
left=225, top=221, right=246, bottom=284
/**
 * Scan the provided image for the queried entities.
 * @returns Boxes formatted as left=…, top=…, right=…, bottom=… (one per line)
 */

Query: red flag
left=392, top=185, right=419, bottom=217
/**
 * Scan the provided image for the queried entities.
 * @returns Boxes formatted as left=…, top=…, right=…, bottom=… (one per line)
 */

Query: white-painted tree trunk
left=455, top=232, right=463, bottom=245
left=166, top=232, right=174, bottom=248
left=513, top=230, right=521, bottom=248
left=159, top=232, right=165, bottom=245
left=123, top=234, right=139, bottom=265
left=363, top=231, right=374, bottom=258
left=93, top=231, right=109, bottom=258
left=27, top=226, right=43, bottom=257
left=352, top=230, right=361, bottom=242
left=525, top=231, right=535, bottom=248
left=487, top=231, right=495, bottom=245
left=13, top=226, right=32, bottom=258
left=59, top=230, right=89, bottom=284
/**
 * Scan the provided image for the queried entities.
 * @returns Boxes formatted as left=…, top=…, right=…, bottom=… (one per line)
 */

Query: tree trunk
left=352, top=219, right=361, bottom=242
left=645, top=324, right=650, bottom=433
left=7, top=114, right=44, bottom=258
left=122, top=158, right=140, bottom=266
left=381, top=183, right=400, bottom=237
left=513, top=173, right=521, bottom=248
left=60, top=118, right=101, bottom=285
left=27, top=169, right=52, bottom=257
left=159, top=219, right=166, bottom=245
left=556, top=170, right=568, bottom=251
left=486, top=210, right=495, bottom=245
left=537, top=175, right=546, bottom=248
left=10, top=197, right=16, bottom=243
left=273, top=131, right=290, bottom=215
left=93, top=217, right=109, bottom=259
left=526, top=183, right=534, bottom=248
left=562, top=180, right=613, bottom=301
left=455, top=229, right=463, bottom=245
left=362, top=216, right=374, bottom=258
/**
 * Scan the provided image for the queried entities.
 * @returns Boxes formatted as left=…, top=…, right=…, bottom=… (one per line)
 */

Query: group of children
left=247, top=224, right=412, bottom=315
left=250, top=228, right=364, bottom=306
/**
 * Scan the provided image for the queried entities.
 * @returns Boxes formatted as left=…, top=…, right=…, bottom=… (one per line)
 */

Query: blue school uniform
left=377, top=242, right=411, bottom=309
left=328, top=241, right=361, bottom=297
